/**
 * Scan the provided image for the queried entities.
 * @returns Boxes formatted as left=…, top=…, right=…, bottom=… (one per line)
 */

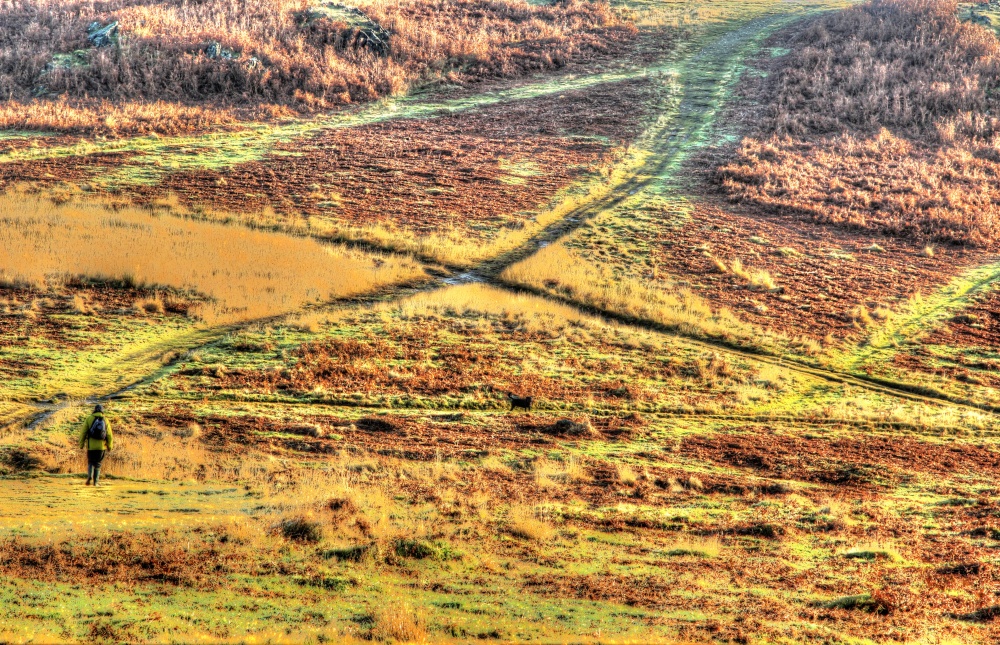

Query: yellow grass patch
left=0, top=194, right=425, bottom=324
left=500, top=243, right=754, bottom=340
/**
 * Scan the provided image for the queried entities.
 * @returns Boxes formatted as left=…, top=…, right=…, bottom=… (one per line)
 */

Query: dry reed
left=718, top=0, right=1000, bottom=246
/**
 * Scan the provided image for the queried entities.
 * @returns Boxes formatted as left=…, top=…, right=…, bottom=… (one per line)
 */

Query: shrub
left=284, top=423, right=323, bottom=438
left=547, top=418, right=596, bottom=437
left=393, top=538, right=438, bottom=560
left=821, top=593, right=889, bottom=614
left=280, top=517, right=323, bottom=543
left=323, top=543, right=375, bottom=562
left=135, top=296, right=165, bottom=314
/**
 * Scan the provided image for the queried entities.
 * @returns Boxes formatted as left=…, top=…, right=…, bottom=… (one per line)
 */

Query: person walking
left=79, top=403, right=113, bottom=486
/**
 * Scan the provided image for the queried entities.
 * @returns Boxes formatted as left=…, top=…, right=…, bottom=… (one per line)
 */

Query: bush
left=323, top=543, right=375, bottom=562
left=279, top=517, right=323, bottom=543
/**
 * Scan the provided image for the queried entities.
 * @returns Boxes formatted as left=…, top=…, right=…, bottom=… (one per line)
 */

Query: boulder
left=87, top=21, right=119, bottom=48
left=204, top=41, right=235, bottom=60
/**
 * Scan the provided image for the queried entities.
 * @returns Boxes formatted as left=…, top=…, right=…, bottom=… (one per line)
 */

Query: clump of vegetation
left=280, top=517, right=324, bottom=543
left=506, top=506, right=555, bottom=541
left=844, top=543, right=902, bottom=563
left=665, top=536, right=721, bottom=557
left=366, top=596, right=428, bottom=643
left=0, top=0, right=632, bottom=134
left=718, top=0, right=1000, bottom=246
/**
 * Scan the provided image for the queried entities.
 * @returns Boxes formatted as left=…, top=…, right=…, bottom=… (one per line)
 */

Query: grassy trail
left=840, top=260, right=1000, bottom=371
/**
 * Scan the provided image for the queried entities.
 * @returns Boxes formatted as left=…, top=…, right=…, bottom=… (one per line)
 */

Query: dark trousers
left=87, top=450, right=106, bottom=483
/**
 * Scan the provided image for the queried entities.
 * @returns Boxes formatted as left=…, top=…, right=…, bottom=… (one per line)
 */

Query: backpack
left=88, top=416, right=107, bottom=442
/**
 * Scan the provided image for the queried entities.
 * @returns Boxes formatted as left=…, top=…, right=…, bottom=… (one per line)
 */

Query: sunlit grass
left=0, top=194, right=425, bottom=324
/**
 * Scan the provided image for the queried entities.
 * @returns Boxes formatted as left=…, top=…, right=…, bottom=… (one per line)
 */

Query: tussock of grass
left=843, top=543, right=902, bottom=563
left=506, top=506, right=556, bottom=541
left=280, top=517, right=324, bottom=543
left=367, top=596, right=428, bottom=643
left=665, top=536, right=721, bottom=557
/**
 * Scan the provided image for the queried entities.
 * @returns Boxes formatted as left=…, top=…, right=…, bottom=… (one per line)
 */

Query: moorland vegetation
left=0, top=0, right=632, bottom=134
left=717, top=0, right=1000, bottom=246
left=5, top=0, right=1000, bottom=641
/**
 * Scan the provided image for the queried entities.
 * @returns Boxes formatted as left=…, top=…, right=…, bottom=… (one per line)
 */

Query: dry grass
left=500, top=243, right=760, bottom=343
left=616, top=462, right=638, bottom=485
left=506, top=505, right=556, bottom=541
left=0, top=98, right=244, bottom=137
left=666, top=535, right=721, bottom=558
left=0, top=0, right=631, bottom=134
left=717, top=0, right=1000, bottom=246
left=98, top=432, right=211, bottom=481
left=367, top=596, right=428, bottom=643
left=535, top=455, right=589, bottom=490
left=729, top=257, right=778, bottom=290
left=0, top=194, right=424, bottom=323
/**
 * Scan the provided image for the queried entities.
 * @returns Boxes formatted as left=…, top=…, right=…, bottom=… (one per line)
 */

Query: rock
left=87, top=21, right=119, bottom=48
left=204, top=41, right=235, bottom=60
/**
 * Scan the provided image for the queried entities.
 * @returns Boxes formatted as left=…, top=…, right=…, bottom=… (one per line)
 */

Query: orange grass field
left=0, top=194, right=425, bottom=323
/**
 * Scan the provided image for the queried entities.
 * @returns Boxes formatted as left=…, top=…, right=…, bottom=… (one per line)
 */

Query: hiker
left=79, top=404, right=113, bottom=486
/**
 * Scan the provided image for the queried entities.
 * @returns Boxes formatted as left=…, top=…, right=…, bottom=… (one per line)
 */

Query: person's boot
left=85, top=477, right=92, bottom=486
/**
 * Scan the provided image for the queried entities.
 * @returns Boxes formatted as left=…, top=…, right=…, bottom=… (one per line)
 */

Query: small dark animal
left=507, top=393, right=533, bottom=411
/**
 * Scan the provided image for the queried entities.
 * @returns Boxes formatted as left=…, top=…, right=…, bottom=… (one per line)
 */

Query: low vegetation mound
left=717, top=0, right=1000, bottom=246
left=0, top=0, right=632, bottom=134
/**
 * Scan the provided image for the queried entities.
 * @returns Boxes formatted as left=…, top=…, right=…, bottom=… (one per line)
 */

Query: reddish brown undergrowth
left=0, top=0, right=634, bottom=135
left=716, top=0, right=1000, bottom=246
left=93, top=79, right=659, bottom=231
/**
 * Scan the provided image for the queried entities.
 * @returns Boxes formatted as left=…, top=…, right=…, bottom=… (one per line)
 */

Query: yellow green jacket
left=79, top=413, right=113, bottom=451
